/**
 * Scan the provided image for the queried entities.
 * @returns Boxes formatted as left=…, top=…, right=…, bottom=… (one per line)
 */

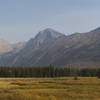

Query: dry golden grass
left=0, top=77, right=99, bottom=100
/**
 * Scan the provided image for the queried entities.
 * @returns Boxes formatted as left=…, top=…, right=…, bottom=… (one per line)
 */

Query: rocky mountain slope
left=0, top=27, right=100, bottom=68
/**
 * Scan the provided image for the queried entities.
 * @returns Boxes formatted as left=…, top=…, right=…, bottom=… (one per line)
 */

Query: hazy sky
left=0, top=0, right=100, bottom=43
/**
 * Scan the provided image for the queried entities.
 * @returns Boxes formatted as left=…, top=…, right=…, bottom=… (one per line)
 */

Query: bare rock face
left=24, top=28, right=64, bottom=50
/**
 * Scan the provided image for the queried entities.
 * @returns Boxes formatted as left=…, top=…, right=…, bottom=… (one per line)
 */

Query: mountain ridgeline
left=0, top=27, right=100, bottom=68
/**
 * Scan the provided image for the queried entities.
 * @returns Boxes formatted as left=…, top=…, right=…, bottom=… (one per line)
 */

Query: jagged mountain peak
left=25, top=28, right=65, bottom=49
left=41, top=28, right=55, bottom=32
left=36, top=28, right=64, bottom=39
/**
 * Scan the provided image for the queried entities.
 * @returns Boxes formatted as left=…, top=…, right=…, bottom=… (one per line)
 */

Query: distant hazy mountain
left=0, top=39, right=26, bottom=55
left=12, top=42, right=26, bottom=53
left=0, top=39, right=13, bottom=55
left=0, top=27, right=100, bottom=68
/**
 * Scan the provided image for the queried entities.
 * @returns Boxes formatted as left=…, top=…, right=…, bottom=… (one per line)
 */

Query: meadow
left=0, top=77, right=100, bottom=100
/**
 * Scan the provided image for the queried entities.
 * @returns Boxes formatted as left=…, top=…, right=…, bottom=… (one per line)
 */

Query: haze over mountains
left=0, top=27, right=100, bottom=68
left=0, top=40, right=25, bottom=55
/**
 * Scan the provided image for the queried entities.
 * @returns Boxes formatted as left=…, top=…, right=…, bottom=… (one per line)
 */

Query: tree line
left=0, top=65, right=100, bottom=77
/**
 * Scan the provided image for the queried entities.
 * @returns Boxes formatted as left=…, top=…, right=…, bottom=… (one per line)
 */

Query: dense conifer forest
left=0, top=65, right=99, bottom=77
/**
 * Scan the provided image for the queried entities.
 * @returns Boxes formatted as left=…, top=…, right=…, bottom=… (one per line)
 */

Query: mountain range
left=0, top=27, right=100, bottom=68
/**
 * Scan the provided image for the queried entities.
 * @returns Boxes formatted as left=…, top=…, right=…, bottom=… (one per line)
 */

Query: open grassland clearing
left=0, top=77, right=99, bottom=100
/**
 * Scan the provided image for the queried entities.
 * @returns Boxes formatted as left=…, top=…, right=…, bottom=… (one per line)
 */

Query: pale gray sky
left=0, top=0, right=100, bottom=43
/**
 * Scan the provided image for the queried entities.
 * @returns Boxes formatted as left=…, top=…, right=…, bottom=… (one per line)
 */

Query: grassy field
left=0, top=77, right=99, bottom=100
